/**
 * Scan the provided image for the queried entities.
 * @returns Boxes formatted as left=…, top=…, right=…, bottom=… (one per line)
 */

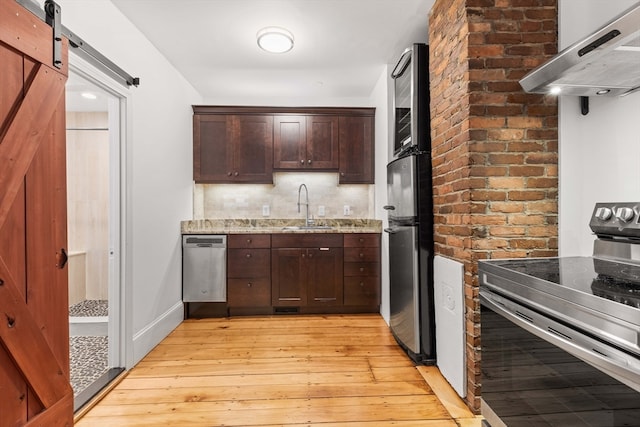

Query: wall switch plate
left=343, top=205, right=351, bottom=216
left=262, top=205, right=270, bottom=216
left=318, top=205, right=325, bottom=217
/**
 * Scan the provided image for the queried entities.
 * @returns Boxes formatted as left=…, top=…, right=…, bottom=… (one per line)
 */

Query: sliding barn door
left=0, top=0, right=73, bottom=425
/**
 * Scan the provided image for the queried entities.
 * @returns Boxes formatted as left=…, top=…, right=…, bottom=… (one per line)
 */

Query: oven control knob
left=595, top=207, right=612, bottom=221
left=615, top=207, right=635, bottom=223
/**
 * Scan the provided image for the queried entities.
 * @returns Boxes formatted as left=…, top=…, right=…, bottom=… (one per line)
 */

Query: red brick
left=525, top=8, right=557, bottom=19
left=468, top=44, right=505, bottom=58
left=488, top=153, right=525, bottom=164
left=486, top=32, right=522, bottom=44
left=508, top=190, right=546, bottom=201
left=510, top=238, right=548, bottom=249
left=487, top=81, right=523, bottom=92
left=470, top=190, right=508, bottom=201
left=487, top=128, right=526, bottom=141
left=509, top=165, right=546, bottom=176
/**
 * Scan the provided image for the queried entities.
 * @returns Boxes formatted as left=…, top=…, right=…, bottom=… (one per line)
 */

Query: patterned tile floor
left=69, top=299, right=108, bottom=317
left=70, top=335, right=109, bottom=395
left=69, top=300, right=109, bottom=396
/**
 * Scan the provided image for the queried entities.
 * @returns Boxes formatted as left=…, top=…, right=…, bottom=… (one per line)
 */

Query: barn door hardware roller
left=16, top=0, right=140, bottom=87
left=44, top=0, right=62, bottom=69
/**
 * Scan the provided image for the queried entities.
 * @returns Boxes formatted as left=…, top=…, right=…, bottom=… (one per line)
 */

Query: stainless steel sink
left=281, top=225, right=333, bottom=231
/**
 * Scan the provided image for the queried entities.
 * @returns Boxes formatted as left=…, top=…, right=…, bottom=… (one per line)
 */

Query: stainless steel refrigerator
left=384, top=152, right=435, bottom=364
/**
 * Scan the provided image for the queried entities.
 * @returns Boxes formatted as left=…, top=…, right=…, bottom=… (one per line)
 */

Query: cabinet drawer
left=228, top=248, right=270, bottom=277
left=344, top=247, right=380, bottom=263
left=228, top=278, right=271, bottom=307
left=344, top=262, right=380, bottom=277
left=272, top=233, right=343, bottom=248
left=344, top=233, right=380, bottom=248
left=344, top=276, right=380, bottom=306
left=228, top=234, right=271, bottom=248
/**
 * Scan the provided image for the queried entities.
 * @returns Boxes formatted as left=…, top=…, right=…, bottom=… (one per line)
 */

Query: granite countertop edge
left=181, top=218, right=383, bottom=234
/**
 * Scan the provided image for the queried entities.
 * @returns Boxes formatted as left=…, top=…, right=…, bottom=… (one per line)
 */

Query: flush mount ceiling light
left=257, top=27, right=294, bottom=53
left=81, top=92, right=97, bottom=100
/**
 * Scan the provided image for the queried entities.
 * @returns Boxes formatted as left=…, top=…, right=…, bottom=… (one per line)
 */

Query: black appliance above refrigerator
left=391, top=43, right=430, bottom=156
left=384, top=42, right=435, bottom=364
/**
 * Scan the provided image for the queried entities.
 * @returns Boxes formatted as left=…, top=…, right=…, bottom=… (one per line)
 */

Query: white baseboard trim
left=132, top=301, right=184, bottom=365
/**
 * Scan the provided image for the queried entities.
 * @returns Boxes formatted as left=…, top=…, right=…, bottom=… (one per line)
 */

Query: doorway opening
left=65, top=69, right=125, bottom=411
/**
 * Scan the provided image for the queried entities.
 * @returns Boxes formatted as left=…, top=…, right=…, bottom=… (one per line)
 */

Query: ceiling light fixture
left=257, top=27, right=294, bottom=53
left=549, top=86, right=562, bottom=95
left=81, top=92, right=97, bottom=100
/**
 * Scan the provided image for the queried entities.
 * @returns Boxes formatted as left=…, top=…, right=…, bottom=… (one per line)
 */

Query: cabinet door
left=271, top=248, right=306, bottom=306
left=307, top=115, right=339, bottom=169
left=307, top=248, right=343, bottom=307
left=273, top=115, right=306, bottom=169
left=339, top=115, right=374, bottom=184
left=233, top=115, right=273, bottom=183
left=193, top=114, right=233, bottom=182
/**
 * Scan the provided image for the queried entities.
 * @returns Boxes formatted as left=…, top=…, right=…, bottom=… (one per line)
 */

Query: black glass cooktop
left=489, top=257, right=640, bottom=309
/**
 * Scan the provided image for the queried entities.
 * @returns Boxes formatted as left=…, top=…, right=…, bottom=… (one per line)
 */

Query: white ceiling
left=110, top=0, right=435, bottom=102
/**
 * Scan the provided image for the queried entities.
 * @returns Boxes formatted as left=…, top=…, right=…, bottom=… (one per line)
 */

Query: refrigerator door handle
left=384, top=227, right=398, bottom=234
left=383, top=205, right=396, bottom=210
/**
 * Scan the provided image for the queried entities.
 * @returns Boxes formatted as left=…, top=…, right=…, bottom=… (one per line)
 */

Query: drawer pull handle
left=247, top=239, right=252, bottom=244
left=359, top=253, right=364, bottom=258
left=247, top=282, right=252, bottom=287
left=314, top=297, right=337, bottom=302
left=319, top=247, right=329, bottom=251
left=360, top=267, right=364, bottom=272
left=280, top=297, right=301, bottom=301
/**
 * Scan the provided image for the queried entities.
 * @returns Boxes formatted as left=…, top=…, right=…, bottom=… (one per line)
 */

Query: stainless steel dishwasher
left=182, top=235, right=227, bottom=302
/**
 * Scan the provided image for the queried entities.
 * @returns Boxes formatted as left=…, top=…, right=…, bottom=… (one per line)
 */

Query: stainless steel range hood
left=520, top=2, right=640, bottom=97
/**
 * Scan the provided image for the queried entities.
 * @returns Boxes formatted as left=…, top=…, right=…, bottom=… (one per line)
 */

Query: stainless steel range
left=480, top=202, right=640, bottom=427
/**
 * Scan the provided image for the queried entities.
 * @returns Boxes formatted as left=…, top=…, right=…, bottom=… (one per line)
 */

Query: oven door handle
left=481, top=291, right=640, bottom=392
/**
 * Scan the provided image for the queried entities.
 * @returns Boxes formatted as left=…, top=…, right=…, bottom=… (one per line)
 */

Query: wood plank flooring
left=75, top=314, right=482, bottom=426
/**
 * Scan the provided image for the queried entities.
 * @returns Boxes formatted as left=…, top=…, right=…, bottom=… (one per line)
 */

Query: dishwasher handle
left=184, top=235, right=226, bottom=247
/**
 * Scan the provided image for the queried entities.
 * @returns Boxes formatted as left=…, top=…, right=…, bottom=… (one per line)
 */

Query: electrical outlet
left=343, top=205, right=351, bottom=216
left=318, top=205, right=325, bottom=217
left=262, top=205, right=270, bottom=217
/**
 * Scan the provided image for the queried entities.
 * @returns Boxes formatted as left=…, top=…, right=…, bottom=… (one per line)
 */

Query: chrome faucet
left=297, top=183, right=313, bottom=227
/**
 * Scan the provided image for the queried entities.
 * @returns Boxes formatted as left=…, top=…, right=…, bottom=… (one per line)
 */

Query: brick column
left=429, top=0, right=558, bottom=412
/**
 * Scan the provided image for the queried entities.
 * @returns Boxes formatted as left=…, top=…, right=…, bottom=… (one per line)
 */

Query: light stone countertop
left=181, top=218, right=382, bottom=234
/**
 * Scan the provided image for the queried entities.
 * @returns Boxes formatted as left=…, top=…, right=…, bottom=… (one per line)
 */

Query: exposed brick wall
left=429, top=0, right=558, bottom=412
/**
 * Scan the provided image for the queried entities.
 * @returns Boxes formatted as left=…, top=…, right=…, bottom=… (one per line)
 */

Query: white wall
left=58, top=0, right=202, bottom=365
left=558, top=0, right=640, bottom=256
left=371, top=66, right=392, bottom=322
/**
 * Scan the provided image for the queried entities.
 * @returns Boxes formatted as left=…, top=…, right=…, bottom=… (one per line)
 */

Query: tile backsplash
left=194, top=172, right=374, bottom=219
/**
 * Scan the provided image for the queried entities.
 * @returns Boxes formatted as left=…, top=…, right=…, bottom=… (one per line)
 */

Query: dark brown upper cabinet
left=339, top=115, right=374, bottom=184
left=274, top=115, right=339, bottom=170
left=193, top=106, right=374, bottom=184
left=193, top=111, right=273, bottom=183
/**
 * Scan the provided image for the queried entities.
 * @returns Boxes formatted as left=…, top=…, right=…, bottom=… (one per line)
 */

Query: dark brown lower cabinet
left=271, top=234, right=343, bottom=308
left=227, top=234, right=271, bottom=308
left=343, top=234, right=381, bottom=307
left=216, top=233, right=379, bottom=315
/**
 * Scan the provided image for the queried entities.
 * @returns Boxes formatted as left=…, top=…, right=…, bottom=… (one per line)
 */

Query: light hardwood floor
left=75, top=314, right=483, bottom=426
